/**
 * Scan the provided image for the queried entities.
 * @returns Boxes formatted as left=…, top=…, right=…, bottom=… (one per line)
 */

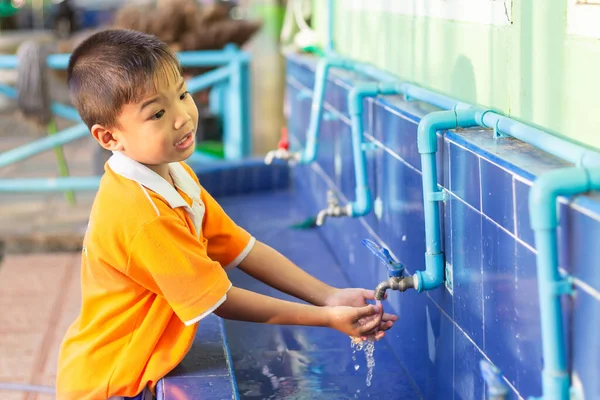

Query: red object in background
left=278, top=127, right=289, bottom=150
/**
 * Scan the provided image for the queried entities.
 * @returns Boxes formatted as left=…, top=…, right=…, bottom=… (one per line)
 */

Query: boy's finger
left=382, top=313, right=398, bottom=322
left=357, top=304, right=380, bottom=319
left=358, top=313, right=382, bottom=334
left=362, top=289, right=375, bottom=301
left=379, top=320, right=395, bottom=331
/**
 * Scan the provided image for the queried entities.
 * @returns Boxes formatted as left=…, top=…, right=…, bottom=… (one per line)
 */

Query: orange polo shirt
left=56, top=152, right=255, bottom=400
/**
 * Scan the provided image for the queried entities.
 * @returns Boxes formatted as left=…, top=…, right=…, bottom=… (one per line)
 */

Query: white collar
left=107, top=151, right=201, bottom=209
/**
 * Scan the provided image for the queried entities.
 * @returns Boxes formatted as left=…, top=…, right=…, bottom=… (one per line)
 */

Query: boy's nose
left=174, top=108, right=191, bottom=130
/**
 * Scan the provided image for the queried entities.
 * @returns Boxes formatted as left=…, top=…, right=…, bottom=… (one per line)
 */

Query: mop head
left=16, top=40, right=52, bottom=130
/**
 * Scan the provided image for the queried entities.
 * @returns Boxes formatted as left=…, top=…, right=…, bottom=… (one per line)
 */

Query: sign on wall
left=568, top=0, right=600, bottom=38
left=343, top=0, right=513, bottom=26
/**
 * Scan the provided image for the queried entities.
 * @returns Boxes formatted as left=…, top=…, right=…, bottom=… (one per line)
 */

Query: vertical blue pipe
left=302, top=60, right=329, bottom=163
left=209, top=84, right=225, bottom=117
left=414, top=109, right=479, bottom=291
left=240, top=57, right=252, bottom=157
left=302, top=56, right=361, bottom=163
left=529, top=168, right=593, bottom=400
left=347, top=86, right=376, bottom=216
left=326, top=0, right=335, bottom=54
left=225, top=45, right=243, bottom=160
left=346, top=82, right=384, bottom=216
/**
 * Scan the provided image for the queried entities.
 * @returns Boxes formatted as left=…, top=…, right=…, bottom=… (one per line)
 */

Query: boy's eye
left=151, top=110, right=165, bottom=120
left=180, top=91, right=189, bottom=100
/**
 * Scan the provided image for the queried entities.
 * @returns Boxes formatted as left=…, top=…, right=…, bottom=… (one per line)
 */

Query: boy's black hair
left=67, top=29, right=182, bottom=129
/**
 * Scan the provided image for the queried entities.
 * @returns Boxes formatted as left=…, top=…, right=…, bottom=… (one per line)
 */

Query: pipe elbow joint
left=417, top=110, right=457, bottom=154
left=414, top=253, right=445, bottom=292
left=349, top=187, right=373, bottom=217
left=529, top=168, right=590, bottom=231
left=299, top=152, right=313, bottom=164
left=349, top=83, right=380, bottom=115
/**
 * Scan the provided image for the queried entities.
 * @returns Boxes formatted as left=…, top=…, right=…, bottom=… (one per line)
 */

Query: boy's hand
left=326, top=304, right=384, bottom=338
left=324, top=288, right=398, bottom=338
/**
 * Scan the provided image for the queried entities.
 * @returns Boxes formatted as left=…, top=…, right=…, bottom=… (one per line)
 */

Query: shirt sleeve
left=200, top=186, right=255, bottom=270
left=127, top=215, right=232, bottom=325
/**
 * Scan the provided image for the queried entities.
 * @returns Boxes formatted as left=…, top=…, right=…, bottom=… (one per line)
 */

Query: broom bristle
left=16, top=40, right=52, bottom=129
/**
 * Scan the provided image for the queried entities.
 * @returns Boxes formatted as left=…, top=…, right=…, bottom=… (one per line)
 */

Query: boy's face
left=92, top=71, right=199, bottom=178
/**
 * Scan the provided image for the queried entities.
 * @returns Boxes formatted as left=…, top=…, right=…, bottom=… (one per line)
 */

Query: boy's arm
left=238, top=240, right=337, bottom=306
left=214, top=286, right=382, bottom=338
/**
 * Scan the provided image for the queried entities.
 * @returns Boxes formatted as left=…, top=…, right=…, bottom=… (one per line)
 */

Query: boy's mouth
left=175, top=130, right=195, bottom=149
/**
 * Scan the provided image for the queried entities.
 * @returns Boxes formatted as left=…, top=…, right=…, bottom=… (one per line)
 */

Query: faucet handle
left=362, top=239, right=404, bottom=278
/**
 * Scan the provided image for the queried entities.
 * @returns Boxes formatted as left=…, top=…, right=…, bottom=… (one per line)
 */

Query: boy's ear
left=91, top=124, right=123, bottom=151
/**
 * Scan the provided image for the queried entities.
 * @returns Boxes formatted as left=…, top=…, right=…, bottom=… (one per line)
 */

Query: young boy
left=56, top=29, right=397, bottom=400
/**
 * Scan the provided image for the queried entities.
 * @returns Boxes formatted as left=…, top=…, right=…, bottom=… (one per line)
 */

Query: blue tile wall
left=451, top=195, right=483, bottom=349
left=450, top=141, right=480, bottom=210
left=514, top=178, right=536, bottom=248
left=480, top=159, right=515, bottom=233
left=285, top=53, right=600, bottom=400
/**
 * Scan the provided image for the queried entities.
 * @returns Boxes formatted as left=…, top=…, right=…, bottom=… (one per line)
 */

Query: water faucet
left=264, top=127, right=301, bottom=165
left=264, top=148, right=301, bottom=165
left=315, top=190, right=351, bottom=226
left=362, top=239, right=415, bottom=300
left=374, top=275, right=415, bottom=301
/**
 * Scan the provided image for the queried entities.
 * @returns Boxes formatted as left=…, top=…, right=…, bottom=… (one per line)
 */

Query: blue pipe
left=528, top=167, right=600, bottom=400
left=300, top=57, right=458, bottom=165
left=414, top=109, right=481, bottom=291
left=477, top=111, right=600, bottom=168
left=399, top=83, right=461, bottom=111
left=0, top=124, right=89, bottom=169
left=0, top=83, right=82, bottom=123
left=0, top=55, right=18, bottom=69
left=344, top=81, right=408, bottom=217
left=186, top=65, right=231, bottom=94
left=301, top=56, right=358, bottom=163
left=0, top=82, right=16, bottom=98
left=51, top=103, right=82, bottom=123
left=326, top=0, right=335, bottom=54
left=346, top=82, right=378, bottom=216
left=0, top=176, right=101, bottom=192
left=177, top=50, right=250, bottom=68
left=0, top=50, right=249, bottom=70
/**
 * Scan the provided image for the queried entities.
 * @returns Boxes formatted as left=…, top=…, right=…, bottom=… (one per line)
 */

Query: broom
left=16, top=40, right=75, bottom=206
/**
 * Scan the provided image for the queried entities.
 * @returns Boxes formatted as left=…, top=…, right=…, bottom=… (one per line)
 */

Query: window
left=343, top=0, right=512, bottom=26
left=568, top=0, right=600, bottom=38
